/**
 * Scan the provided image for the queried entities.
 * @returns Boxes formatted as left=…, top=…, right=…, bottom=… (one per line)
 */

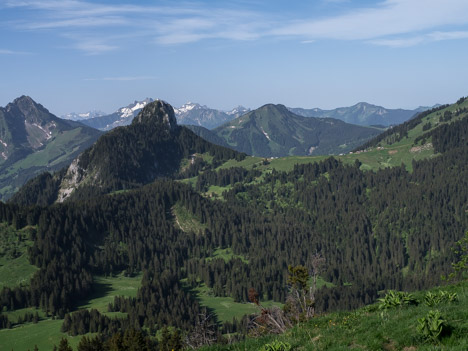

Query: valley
left=0, top=96, right=467, bottom=350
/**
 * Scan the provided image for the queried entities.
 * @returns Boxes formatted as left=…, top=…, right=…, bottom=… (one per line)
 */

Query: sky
left=1, top=0, right=468, bottom=116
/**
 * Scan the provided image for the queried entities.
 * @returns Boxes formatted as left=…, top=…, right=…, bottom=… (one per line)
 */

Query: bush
left=424, top=291, right=458, bottom=307
left=417, top=310, right=449, bottom=343
left=378, top=290, right=418, bottom=310
left=259, top=340, right=292, bottom=351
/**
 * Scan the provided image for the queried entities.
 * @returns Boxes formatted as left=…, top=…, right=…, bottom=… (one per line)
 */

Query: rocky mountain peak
left=131, top=100, right=177, bottom=131
left=10, top=95, right=44, bottom=115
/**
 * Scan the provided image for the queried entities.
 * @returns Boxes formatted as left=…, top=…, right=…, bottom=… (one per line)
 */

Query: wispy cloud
left=369, top=30, right=468, bottom=48
left=153, top=8, right=267, bottom=45
left=74, top=41, right=118, bottom=55
left=322, top=0, right=351, bottom=4
left=368, top=37, right=425, bottom=48
left=0, top=49, right=17, bottom=54
left=84, top=76, right=157, bottom=81
left=429, top=30, right=468, bottom=41
left=3, top=0, right=468, bottom=52
left=271, top=0, right=468, bottom=42
left=0, top=48, right=31, bottom=55
left=23, top=16, right=127, bottom=30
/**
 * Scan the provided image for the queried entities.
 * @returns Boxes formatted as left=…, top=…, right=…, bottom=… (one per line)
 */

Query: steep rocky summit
left=132, top=99, right=177, bottom=130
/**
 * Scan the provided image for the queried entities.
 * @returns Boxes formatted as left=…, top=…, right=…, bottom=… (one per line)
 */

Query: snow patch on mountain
left=174, top=102, right=206, bottom=115
left=174, top=102, right=250, bottom=129
left=78, top=100, right=250, bottom=131
left=261, top=127, right=271, bottom=141
left=227, top=106, right=250, bottom=116
left=119, top=101, right=150, bottom=118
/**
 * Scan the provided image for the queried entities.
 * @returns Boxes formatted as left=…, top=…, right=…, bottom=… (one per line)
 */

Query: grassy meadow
left=0, top=272, right=142, bottom=351
left=202, top=280, right=468, bottom=351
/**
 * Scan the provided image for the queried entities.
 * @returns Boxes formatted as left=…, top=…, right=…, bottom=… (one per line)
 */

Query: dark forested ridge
left=0, top=98, right=467, bottom=349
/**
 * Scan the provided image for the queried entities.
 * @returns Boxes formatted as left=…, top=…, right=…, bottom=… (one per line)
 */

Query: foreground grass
left=202, top=280, right=468, bottom=351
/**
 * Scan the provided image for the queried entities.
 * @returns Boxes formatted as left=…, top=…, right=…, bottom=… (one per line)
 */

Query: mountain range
left=61, top=110, right=106, bottom=121
left=67, top=99, right=434, bottom=131
left=174, top=102, right=250, bottom=129
left=189, top=104, right=382, bottom=157
left=75, top=100, right=249, bottom=131
left=0, top=96, right=102, bottom=201
left=80, top=98, right=154, bottom=130
left=288, top=102, right=433, bottom=127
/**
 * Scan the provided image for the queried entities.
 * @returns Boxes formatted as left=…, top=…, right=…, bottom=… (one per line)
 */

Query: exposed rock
left=57, top=157, right=87, bottom=202
left=132, top=100, right=177, bottom=131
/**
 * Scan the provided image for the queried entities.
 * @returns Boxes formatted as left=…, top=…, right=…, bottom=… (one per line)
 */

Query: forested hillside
left=0, top=97, right=467, bottom=350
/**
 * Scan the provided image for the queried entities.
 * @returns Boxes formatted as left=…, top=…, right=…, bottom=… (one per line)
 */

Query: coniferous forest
left=0, top=99, right=467, bottom=350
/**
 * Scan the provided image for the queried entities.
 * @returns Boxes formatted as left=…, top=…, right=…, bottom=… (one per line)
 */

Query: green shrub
left=417, top=310, right=449, bottom=343
left=424, top=291, right=458, bottom=307
left=259, top=340, right=292, bottom=351
left=378, top=290, right=418, bottom=310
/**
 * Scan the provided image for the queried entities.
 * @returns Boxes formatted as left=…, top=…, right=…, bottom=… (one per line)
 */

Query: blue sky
left=1, top=0, right=468, bottom=116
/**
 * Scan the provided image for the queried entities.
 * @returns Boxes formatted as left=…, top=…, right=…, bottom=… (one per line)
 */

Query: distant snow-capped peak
left=61, top=110, right=106, bottom=121
left=174, top=102, right=249, bottom=117
left=118, top=98, right=153, bottom=118
left=227, top=106, right=250, bottom=116
left=174, top=102, right=207, bottom=115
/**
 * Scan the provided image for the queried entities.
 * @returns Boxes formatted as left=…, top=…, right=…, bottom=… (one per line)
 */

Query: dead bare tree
left=248, top=288, right=292, bottom=335
left=284, top=252, right=326, bottom=323
left=185, top=308, right=218, bottom=349
left=308, top=252, right=326, bottom=317
left=248, top=252, right=326, bottom=335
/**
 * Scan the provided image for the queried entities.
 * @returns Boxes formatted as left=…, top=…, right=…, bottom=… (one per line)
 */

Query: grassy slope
left=0, top=319, right=73, bottom=351
left=202, top=280, right=468, bottom=351
left=194, top=284, right=282, bottom=324
left=76, top=273, right=142, bottom=316
left=0, top=273, right=142, bottom=351
left=172, top=202, right=208, bottom=234
left=0, top=223, right=38, bottom=289
left=206, top=248, right=249, bottom=264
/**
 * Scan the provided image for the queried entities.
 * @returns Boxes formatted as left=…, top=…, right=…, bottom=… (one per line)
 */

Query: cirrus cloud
left=2, top=0, right=468, bottom=53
